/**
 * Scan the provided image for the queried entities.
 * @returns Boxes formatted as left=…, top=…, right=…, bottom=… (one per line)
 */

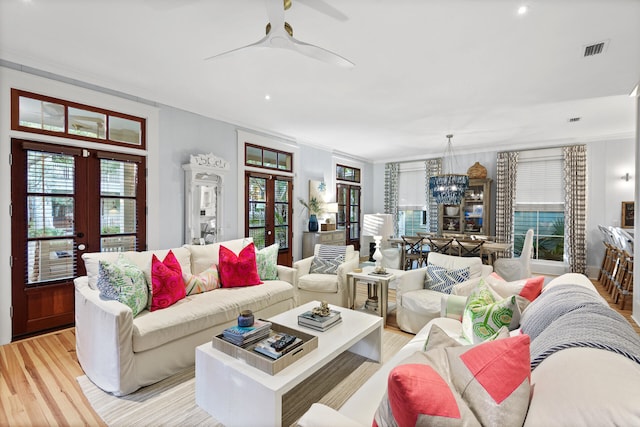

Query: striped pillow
left=317, top=245, right=347, bottom=262
left=183, top=264, right=219, bottom=295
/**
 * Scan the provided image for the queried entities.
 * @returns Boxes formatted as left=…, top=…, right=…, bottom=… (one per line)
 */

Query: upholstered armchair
left=293, top=244, right=360, bottom=307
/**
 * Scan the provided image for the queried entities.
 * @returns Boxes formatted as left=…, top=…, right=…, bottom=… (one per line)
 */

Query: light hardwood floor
left=0, top=279, right=636, bottom=426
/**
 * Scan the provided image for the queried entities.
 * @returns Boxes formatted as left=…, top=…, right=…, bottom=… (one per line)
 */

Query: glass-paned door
left=337, top=183, right=361, bottom=249
left=245, top=172, right=293, bottom=266
left=11, top=139, right=146, bottom=339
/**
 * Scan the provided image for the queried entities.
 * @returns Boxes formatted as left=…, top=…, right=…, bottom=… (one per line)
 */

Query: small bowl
left=445, top=206, right=459, bottom=216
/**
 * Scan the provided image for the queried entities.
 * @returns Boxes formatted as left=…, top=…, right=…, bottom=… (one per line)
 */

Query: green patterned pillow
left=461, top=281, right=521, bottom=344
left=97, top=254, right=148, bottom=317
left=256, top=243, right=279, bottom=280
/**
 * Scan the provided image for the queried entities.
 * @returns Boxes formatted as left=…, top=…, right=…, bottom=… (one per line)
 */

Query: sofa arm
left=394, top=267, right=428, bottom=296
left=293, top=256, right=314, bottom=278
left=337, top=255, right=361, bottom=290
left=297, top=403, right=365, bottom=427
left=276, top=265, right=296, bottom=285
left=440, top=294, right=468, bottom=321
left=74, top=276, right=138, bottom=396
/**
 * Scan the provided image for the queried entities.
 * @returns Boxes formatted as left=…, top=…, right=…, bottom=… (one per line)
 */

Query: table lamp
left=362, top=213, right=394, bottom=273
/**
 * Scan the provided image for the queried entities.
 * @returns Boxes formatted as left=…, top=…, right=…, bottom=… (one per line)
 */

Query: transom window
left=336, top=164, right=361, bottom=183
left=12, top=89, right=145, bottom=149
left=245, top=143, right=292, bottom=172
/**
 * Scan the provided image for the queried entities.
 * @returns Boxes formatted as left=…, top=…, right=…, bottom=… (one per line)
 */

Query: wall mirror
left=183, top=153, right=229, bottom=244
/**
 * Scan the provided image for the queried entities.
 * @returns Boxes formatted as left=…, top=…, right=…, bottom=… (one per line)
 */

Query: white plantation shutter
left=516, top=148, right=564, bottom=210
left=398, top=162, right=427, bottom=210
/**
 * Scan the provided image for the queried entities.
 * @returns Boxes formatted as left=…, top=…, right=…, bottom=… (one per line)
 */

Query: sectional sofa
left=298, top=273, right=640, bottom=426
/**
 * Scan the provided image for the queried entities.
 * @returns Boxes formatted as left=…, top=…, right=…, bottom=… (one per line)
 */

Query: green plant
left=298, top=197, right=323, bottom=216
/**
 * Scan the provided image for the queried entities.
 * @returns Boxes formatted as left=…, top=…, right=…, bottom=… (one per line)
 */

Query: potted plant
left=298, top=197, right=323, bottom=231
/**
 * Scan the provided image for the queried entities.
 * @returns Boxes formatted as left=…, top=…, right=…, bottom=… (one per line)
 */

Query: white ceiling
left=1, top=0, right=639, bottom=162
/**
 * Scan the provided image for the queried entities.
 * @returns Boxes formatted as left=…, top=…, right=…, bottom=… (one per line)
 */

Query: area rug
left=77, top=330, right=411, bottom=427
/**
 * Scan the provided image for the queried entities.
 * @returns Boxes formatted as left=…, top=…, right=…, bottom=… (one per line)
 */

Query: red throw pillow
left=218, top=242, right=263, bottom=288
left=150, top=250, right=186, bottom=311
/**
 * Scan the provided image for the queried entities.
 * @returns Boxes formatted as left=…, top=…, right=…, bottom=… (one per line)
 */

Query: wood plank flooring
left=0, top=279, right=636, bottom=426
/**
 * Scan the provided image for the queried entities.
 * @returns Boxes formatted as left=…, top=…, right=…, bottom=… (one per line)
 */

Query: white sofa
left=74, top=238, right=296, bottom=396
left=299, top=273, right=640, bottom=426
left=395, top=253, right=493, bottom=333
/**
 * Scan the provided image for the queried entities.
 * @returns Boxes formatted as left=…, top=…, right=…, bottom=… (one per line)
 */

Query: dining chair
left=425, top=237, right=455, bottom=256
left=401, top=235, right=426, bottom=270
left=454, top=238, right=485, bottom=259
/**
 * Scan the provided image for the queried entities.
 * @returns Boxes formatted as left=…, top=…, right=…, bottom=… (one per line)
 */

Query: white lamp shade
left=362, top=214, right=394, bottom=239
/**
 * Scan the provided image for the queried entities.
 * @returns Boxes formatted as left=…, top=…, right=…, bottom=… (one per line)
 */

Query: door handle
left=77, top=244, right=86, bottom=251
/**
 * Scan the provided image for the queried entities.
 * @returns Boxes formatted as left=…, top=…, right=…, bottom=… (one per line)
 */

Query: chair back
left=401, top=235, right=426, bottom=270
left=426, top=237, right=454, bottom=256
left=454, top=238, right=485, bottom=258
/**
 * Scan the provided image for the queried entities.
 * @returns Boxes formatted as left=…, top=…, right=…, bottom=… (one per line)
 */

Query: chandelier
left=428, top=134, right=469, bottom=205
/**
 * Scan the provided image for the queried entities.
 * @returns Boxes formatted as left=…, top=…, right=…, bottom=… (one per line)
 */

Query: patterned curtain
left=495, top=151, right=519, bottom=246
left=424, top=159, right=442, bottom=232
left=384, top=163, right=400, bottom=237
left=563, top=145, right=588, bottom=274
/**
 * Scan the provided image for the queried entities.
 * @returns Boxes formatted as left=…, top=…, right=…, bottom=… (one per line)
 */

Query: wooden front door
left=10, top=139, right=146, bottom=339
left=337, top=183, right=361, bottom=250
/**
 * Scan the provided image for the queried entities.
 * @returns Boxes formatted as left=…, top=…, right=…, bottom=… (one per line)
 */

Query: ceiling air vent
left=583, top=41, right=607, bottom=57
left=568, top=117, right=581, bottom=123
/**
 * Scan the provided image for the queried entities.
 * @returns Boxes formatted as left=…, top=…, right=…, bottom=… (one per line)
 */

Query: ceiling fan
left=204, top=0, right=354, bottom=68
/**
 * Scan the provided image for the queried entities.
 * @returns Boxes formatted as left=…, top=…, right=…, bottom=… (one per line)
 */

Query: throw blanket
left=520, top=284, right=640, bottom=369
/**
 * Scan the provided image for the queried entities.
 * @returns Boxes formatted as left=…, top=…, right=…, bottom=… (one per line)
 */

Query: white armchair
left=395, top=253, right=493, bottom=334
left=494, top=228, right=534, bottom=281
left=293, top=244, right=360, bottom=307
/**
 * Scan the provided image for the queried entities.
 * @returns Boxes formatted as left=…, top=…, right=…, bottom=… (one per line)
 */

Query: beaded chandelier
left=428, top=134, right=469, bottom=205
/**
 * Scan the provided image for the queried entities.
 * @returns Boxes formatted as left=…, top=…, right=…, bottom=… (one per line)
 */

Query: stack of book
left=221, top=319, right=272, bottom=346
left=254, top=333, right=303, bottom=360
left=297, top=309, right=342, bottom=331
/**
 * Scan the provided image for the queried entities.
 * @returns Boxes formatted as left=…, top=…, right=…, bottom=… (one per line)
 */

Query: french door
left=245, top=172, right=293, bottom=266
left=10, top=139, right=146, bottom=339
left=337, top=183, right=361, bottom=249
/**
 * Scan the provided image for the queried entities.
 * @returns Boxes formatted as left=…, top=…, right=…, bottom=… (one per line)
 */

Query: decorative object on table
left=237, top=309, right=254, bottom=327
left=298, top=304, right=342, bottom=331
left=429, top=134, right=469, bottom=205
left=467, top=161, right=488, bottom=179
left=362, top=213, right=394, bottom=266
left=221, top=318, right=272, bottom=346
left=445, top=206, right=459, bottom=216
left=254, top=333, right=304, bottom=359
left=299, top=196, right=323, bottom=232
left=321, top=202, right=339, bottom=231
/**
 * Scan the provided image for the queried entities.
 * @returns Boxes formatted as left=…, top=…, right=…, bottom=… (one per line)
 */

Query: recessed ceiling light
left=265, top=94, right=271, bottom=101
left=517, top=5, right=528, bottom=15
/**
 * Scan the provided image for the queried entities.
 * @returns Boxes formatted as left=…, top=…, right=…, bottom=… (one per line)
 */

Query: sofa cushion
left=218, top=242, right=263, bottom=288
left=82, top=246, right=192, bottom=290
left=131, top=280, right=294, bottom=353
left=183, top=264, right=220, bottom=295
left=461, top=282, right=521, bottom=344
left=374, top=332, right=531, bottom=427
left=150, top=250, right=186, bottom=311
left=400, top=289, right=443, bottom=321
left=96, top=254, right=148, bottom=317
left=297, top=274, right=339, bottom=293
left=256, top=243, right=279, bottom=280
left=426, top=263, right=471, bottom=294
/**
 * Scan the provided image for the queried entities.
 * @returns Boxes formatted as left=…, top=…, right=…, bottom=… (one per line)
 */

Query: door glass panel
left=263, top=150, right=277, bottom=169
left=248, top=177, right=267, bottom=249
left=19, top=96, right=65, bottom=132
left=68, top=107, right=106, bottom=139
left=274, top=179, right=290, bottom=249
left=100, top=159, right=139, bottom=251
left=25, top=150, right=76, bottom=285
left=109, top=116, right=142, bottom=145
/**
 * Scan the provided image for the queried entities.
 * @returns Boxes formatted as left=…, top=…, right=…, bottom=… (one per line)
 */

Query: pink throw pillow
left=218, top=242, right=263, bottom=288
left=485, top=272, right=544, bottom=302
left=150, top=250, right=186, bottom=311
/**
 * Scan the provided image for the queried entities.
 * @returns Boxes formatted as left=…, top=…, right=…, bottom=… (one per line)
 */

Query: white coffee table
left=195, top=301, right=383, bottom=427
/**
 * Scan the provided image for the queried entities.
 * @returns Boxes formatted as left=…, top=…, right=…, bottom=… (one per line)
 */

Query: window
left=245, top=143, right=292, bottom=172
left=514, top=148, right=564, bottom=261
left=12, top=89, right=145, bottom=149
left=336, top=164, right=361, bottom=183
left=396, top=162, right=428, bottom=236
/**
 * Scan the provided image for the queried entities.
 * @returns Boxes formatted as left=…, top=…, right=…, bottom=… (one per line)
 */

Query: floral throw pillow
left=150, top=250, right=186, bottom=311
left=218, top=242, right=263, bottom=288
left=461, top=281, right=522, bottom=344
left=183, top=264, right=220, bottom=295
left=97, top=254, right=148, bottom=317
left=255, top=243, right=279, bottom=280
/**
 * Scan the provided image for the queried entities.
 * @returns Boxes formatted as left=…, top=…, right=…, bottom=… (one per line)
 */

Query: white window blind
left=398, top=162, right=426, bottom=210
left=516, top=149, right=564, bottom=208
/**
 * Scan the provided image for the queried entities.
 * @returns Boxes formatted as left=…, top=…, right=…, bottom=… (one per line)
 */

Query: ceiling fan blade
left=264, top=0, right=285, bottom=30
left=297, top=0, right=348, bottom=22
left=204, top=35, right=269, bottom=61
left=289, top=37, right=354, bottom=68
